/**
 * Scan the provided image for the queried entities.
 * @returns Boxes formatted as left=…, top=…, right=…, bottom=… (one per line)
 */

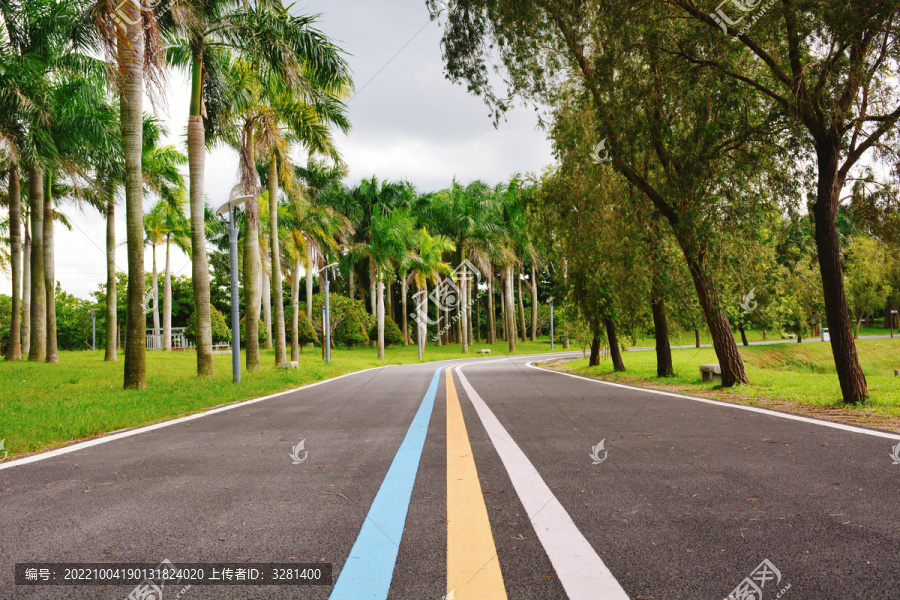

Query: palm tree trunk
left=434, top=278, right=442, bottom=346
left=268, top=157, right=286, bottom=364
left=22, top=218, right=30, bottom=356
left=517, top=272, right=526, bottom=342
left=244, top=216, right=261, bottom=372
left=306, top=262, right=315, bottom=320
left=151, top=243, right=160, bottom=337
left=467, top=278, right=474, bottom=346
left=377, top=267, right=385, bottom=359
left=498, top=273, right=505, bottom=341
left=505, top=265, right=515, bottom=352
left=530, top=263, right=538, bottom=342
left=419, top=282, right=427, bottom=353
left=401, top=274, right=409, bottom=345
left=5, top=163, right=22, bottom=360
left=28, top=164, right=45, bottom=362
left=487, top=274, right=496, bottom=344
left=291, top=257, right=300, bottom=361
left=105, top=197, right=117, bottom=361
left=460, top=256, right=469, bottom=353
left=121, top=16, right=146, bottom=389
left=188, top=52, right=214, bottom=378
left=369, top=259, right=377, bottom=317
left=261, top=255, right=272, bottom=349
left=44, top=173, right=58, bottom=363
left=386, top=274, right=394, bottom=324
left=163, top=235, right=172, bottom=351
left=348, top=267, right=354, bottom=300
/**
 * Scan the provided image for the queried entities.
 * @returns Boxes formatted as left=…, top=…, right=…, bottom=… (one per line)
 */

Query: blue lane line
left=329, top=367, right=442, bottom=600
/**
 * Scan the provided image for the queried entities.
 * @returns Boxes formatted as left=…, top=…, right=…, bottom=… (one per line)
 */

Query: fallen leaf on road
left=104, top=552, right=117, bottom=555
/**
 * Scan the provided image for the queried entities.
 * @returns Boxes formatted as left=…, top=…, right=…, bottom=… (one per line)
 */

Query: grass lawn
left=620, top=325, right=896, bottom=349
left=0, top=338, right=554, bottom=459
left=548, top=337, right=900, bottom=431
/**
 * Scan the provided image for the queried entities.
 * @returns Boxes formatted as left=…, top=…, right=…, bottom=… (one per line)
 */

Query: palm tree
left=163, top=0, right=351, bottom=377
left=159, top=195, right=190, bottom=351
left=409, top=227, right=454, bottom=356
left=355, top=207, right=417, bottom=359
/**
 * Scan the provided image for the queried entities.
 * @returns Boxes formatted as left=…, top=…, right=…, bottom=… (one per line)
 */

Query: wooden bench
left=700, top=364, right=721, bottom=383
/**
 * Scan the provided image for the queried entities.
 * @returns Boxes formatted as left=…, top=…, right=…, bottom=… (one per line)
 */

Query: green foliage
left=286, top=311, right=319, bottom=348
left=370, top=315, right=404, bottom=346
left=336, top=312, right=369, bottom=348
left=0, top=295, right=11, bottom=355
left=185, top=306, right=230, bottom=344
left=240, top=316, right=269, bottom=345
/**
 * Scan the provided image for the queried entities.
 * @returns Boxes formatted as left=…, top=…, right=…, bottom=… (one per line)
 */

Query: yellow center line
left=445, top=366, right=507, bottom=600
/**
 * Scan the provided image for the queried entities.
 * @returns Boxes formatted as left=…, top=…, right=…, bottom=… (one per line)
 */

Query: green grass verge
left=550, top=338, right=900, bottom=421
left=0, top=339, right=554, bottom=458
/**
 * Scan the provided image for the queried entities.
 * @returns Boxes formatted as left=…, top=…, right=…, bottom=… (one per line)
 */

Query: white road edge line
left=455, top=366, right=630, bottom=600
left=0, top=366, right=389, bottom=471
left=526, top=361, right=900, bottom=441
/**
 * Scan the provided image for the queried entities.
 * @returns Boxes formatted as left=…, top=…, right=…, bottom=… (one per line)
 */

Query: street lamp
left=321, top=262, right=338, bottom=363
left=548, top=297, right=554, bottom=351
left=217, top=190, right=253, bottom=384
left=88, top=308, right=98, bottom=352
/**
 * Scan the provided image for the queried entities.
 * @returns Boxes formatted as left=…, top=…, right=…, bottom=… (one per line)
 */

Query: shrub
left=285, top=311, right=319, bottom=351
left=185, top=306, right=230, bottom=344
left=240, top=316, right=269, bottom=344
left=369, top=315, right=404, bottom=346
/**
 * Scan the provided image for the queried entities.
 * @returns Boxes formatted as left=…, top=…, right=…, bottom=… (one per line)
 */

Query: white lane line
left=0, top=366, right=388, bottom=471
left=455, top=366, right=629, bottom=600
left=527, top=362, right=900, bottom=441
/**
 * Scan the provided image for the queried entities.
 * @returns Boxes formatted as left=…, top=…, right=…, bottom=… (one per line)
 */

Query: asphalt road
left=2, top=353, right=899, bottom=599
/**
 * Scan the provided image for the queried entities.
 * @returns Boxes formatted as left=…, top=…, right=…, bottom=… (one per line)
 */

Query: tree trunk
left=605, top=318, right=625, bottom=372
left=460, top=257, right=469, bottom=353
left=348, top=266, right=354, bottom=300
left=244, top=214, right=262, bottom=372
left=434, top=279, right=442, bottom=346
left=812, top=146, right=868, bottom=402
left=498, top=274, right=505, bottom=341
left=530, top=263, right=538, bottom=342
left=151, top=243, right=160, bottom=336
left=401, top=275, right=409, bottom=345
left=475, top=295, right=480, bottom=342
left=43, top=174, right=58, bottom=363
left=291, top=258, right=300, bottom=361
left=487, top=275, right=496, bottom=344
left=121, top=13, right=146, bottom=388
left=369, top=259, right=377, bottom=317
left=28, top=165, right=45, bottom=362
left=695, top=329, right=701, bottom=348
left=386, top=274, right=394, bottom=326
left=163, top=235, right=172, bottom=351
left=377, top=268, right=385, bottom=359
left=684, top=252, right=747, bottom=386
left=505, top=265, right=516, bottom=352
left=306, top=263, right=315, bottom=321
left=589, top=333, right=601, bottom=367
left=22, top=220, right=30, bottom=356
left=651, top=294, right=673, bottom=377
left=187, top=54, right=214, bottom=378
left=268, top=157, right=286, bottom=364
left=5, top=163, right=22, bottom=360
left=261, top=254, right=272, bottom=349
left=739, top=321, right=749, bottom=346
left=467, top=278, right=474, bottom=346
left=105, top=198, right=117, bottom=361
left=517, top=273, right=526, bottom=342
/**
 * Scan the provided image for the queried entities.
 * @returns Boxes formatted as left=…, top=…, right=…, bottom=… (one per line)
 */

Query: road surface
left=2, top=353, right=898, bottom=599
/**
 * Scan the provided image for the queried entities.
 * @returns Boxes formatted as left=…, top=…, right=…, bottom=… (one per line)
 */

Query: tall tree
left=164, top=0, right=351, bottom=377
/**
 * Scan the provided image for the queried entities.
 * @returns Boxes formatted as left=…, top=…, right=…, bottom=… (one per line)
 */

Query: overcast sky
left=1, top=0, right=554, bottom=299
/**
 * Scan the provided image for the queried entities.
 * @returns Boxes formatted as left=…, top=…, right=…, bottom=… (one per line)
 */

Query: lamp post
left=217, top=192, right=253, bottom=384
left=88, top=308, right=98, bottom=351
left=321, top=262, right=338, bottom=363
left=548, top=297, right=554, bottom=351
